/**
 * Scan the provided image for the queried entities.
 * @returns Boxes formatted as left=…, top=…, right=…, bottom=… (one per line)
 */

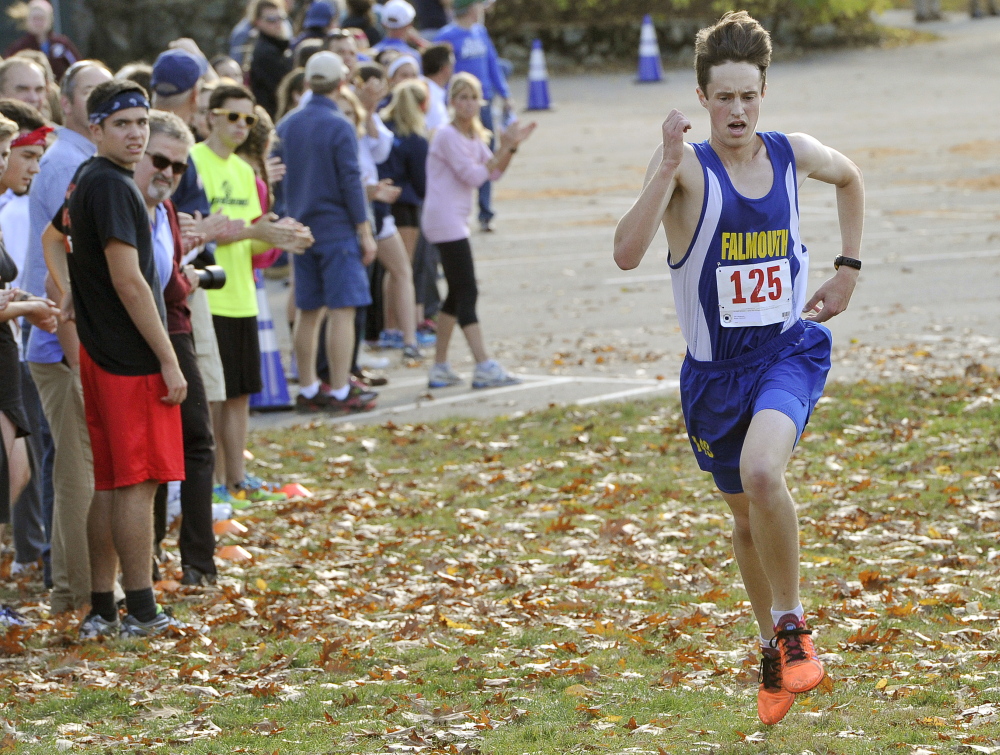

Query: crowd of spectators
left=0, top=0, right=535, bottom=637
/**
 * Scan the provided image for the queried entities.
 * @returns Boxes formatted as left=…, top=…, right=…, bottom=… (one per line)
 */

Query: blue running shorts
left=679, top=320, right=832, bottom=494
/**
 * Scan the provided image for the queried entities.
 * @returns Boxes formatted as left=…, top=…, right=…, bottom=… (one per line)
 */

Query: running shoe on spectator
left=237, top=475, right=287, bottom=502
left=323, top=384, right=378, bottom=414
left=772, top=613, right=825, bottom=693
left=120, top=607, right=187, bottom=637
left=402, top=345, right=422, bottom=363
left=378, top=329, right=405, bottom=349
left=79, top=611, right=120, bottom=639
left=416, top=329, right=436, bottom=346
left=472, top=360, right=521, bottom=389
left=212, top=484, right=234, bottom=504
left=296, top=390, right=336, bottom=413
left=428, top=362, right=462, bottom=388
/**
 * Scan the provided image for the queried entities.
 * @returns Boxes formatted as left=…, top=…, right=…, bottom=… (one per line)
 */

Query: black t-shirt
left=53, top=156, right=165, bottom=376
left=413, top=0, right=448, bottom=29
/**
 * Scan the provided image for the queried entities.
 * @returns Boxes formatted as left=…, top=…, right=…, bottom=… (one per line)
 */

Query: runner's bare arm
left=788, top=132, right=864, bottom=323
left=105, top=239, right=187, bottom=406
left=613, top=110, right=692, bottom=270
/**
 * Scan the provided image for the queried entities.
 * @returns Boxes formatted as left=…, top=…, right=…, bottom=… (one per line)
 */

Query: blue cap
left=150, top=49, right=209, bottom=96
left=304, top=1, right=334, bottom=29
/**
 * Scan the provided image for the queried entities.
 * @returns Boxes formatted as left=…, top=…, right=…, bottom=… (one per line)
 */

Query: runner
left=613, top=11, right=864, bottom=725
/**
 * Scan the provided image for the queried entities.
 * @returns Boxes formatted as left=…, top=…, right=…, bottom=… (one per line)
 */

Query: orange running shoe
left=758, top=648, right=795, bottom=725
left=772, top=613, right=825, bottom=694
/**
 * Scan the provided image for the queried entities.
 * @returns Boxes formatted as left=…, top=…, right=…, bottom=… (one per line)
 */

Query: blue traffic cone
left=637, top=15, right=663, bottom=83
left=249, top=271, right=293, bottom=411
left=526, top=39, right=551, bottom=111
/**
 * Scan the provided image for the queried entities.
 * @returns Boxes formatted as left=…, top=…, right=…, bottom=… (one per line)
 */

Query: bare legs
left=88, top=480, right=157, bottom=593
left=294, top=306, right=356, bottom=393
left=1, top=412, right=29, bottom=543
left=434, top=313, right=488, bottom=365
left=211, top=396, right=250, bottom=489
left=720, top=409, right=800, bottom=640
left=377, top=233, right=417, bottom=348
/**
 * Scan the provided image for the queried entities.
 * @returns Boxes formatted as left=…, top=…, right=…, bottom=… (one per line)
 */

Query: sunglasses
left=147, top=152, right=188, bottom=176
left=262, top=14, right=286, bottom=23
left=212, top=109, right=258, bottom=127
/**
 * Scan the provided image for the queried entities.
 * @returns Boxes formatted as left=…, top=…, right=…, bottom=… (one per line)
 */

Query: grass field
left=1, top=371, right=999, bottom=754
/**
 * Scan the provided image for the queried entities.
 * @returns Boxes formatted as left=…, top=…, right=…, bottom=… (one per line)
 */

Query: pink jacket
left=421, top=124, right=502, bottom=244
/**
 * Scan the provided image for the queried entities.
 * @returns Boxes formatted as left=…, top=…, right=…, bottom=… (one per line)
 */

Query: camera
left=195, top=265, right=227, bottom=290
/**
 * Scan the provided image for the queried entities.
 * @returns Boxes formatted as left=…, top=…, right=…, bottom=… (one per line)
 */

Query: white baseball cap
left=305, top=51, right=347, bottom=83
left=381, top=0, right=416, bottom=29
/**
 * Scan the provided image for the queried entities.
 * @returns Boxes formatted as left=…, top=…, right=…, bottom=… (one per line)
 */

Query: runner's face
left=1, top=64, right=47, bottom=112
left=698, top=61, right=764, bottom=148
left=135, top=134, right=188, bottom=206
left=210, top=98, right=254, bottom=150
left=92, top=106, right=149, bottom=168
left=1, top=143, right=44, bottom=195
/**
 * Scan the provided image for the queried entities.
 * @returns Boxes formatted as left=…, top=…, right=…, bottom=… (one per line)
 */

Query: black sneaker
left=181, top=565, right=218, bottom=586
left=327, top=385, right=378, bottom=414
left=296, top=391, right=335, bottom=413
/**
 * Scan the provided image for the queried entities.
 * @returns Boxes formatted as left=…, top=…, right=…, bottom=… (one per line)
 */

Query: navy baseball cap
left=304, top=1, right=334, bottom=28
left=151, top=49, right=209, bottom=96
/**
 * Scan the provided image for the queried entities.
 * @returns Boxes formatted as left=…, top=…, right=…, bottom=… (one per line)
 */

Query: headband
left=11, top=125, right=53, bottom=149
left=88, top=91, right=150, bottom=125
left=387, top=54, right=419, bottom=79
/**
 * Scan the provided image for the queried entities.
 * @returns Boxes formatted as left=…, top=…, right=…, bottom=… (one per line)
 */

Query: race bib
left=716, top=259, right=792, bottom=328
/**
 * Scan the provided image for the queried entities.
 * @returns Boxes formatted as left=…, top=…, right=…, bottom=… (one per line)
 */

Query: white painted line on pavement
left=575, top=380, right=679, bottom=406
left=602, top=248, right=1000, bottom=285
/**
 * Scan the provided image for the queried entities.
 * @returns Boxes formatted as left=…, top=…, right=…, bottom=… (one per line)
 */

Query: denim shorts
left=293, top=237, right=373, bottom=311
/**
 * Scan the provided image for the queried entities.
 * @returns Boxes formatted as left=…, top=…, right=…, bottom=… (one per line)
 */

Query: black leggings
left=438, top=238, right=478, bottom=327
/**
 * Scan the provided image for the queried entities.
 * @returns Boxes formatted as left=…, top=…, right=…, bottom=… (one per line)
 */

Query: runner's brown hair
left=694, top=11, right=772, bottom=94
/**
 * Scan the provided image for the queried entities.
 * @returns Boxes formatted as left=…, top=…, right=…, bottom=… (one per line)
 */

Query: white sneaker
left=120, top=609, right=188, bottom=638
left=472, top=360, right=521, bottom=389
left=428, top=363, right=462, bottom=388
left=358, top=352, right=391, bottom=369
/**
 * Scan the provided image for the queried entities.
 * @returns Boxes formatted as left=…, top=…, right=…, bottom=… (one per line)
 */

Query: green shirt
left=190, top=143, right=262, bottom=318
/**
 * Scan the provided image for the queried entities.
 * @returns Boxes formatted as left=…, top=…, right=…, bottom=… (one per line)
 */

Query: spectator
left=421, top=42, right=453, bottom=134
left=11, top=50, right=59, bottom=122
left=275, top=68, right=305, bottom=120
left=150, top=50, right=235, bottom=447
left=414, top=0, right=452, bottom=37
left=24, top=60, right=111, bottom=614
left=294, top=38, right=325, bottom=70
left=326, top=30, right=361, bottom=76
left=210, top=55, right=244, bottom=83
left=387, top=54, right=420, bottom=89
left=436, top=0, right=511, bottom=232
left=374, top=0, right=425, bottom=56
left=192, top=81, right=217, bottom=141
left=377, top=79, right=428, bottom=355
left=292, top=2, right=338, bottom=49
left=342, top=0, right=384, bottom=46
left=135, top=109, right=218, bottom=586
left=421, top=73, right=534, bottom=389
left=0, top=58, right=49, bottom=116
left=231, top=0, right=294, bottom=67
left=0, top=99, right=53, bottom=580
left=189, top=83, right=311, bottom=498
left=0, top=109, right=58, bottom=611
left=115, top=62, right=153, bottom=94
left=4, top=0, right=81, bottom=82
left=49, top=79, right=187, bottom=638
left=274, top=52, right=379, bottom=413
left=249, top=0, right=295, bottom=117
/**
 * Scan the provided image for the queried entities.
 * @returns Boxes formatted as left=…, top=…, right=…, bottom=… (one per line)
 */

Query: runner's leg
left=719, top=490, right=775, bottom=640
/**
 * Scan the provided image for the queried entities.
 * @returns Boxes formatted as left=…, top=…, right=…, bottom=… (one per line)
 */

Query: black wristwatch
left=834, top=255, right=862, bottom=271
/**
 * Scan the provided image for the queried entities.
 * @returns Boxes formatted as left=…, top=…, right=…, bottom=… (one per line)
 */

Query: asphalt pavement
left=252, top=10, right=1000, bottom=430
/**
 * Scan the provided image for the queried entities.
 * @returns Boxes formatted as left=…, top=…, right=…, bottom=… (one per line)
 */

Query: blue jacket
left=433, top=23, right=509, bottom=100
left=376, top=121, right=428, bottom=207
left=274, top=95, right=369, bottom=245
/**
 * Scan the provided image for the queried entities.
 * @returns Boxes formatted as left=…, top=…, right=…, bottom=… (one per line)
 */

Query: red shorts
left=79, top=345, right=185, bottom=491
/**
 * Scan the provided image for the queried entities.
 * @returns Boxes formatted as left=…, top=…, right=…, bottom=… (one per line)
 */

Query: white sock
left=299, top=381, right=320, bottom=399
left=771, top=604, right=805, bottom=629
left=329, top=383, right=350, bottom=401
